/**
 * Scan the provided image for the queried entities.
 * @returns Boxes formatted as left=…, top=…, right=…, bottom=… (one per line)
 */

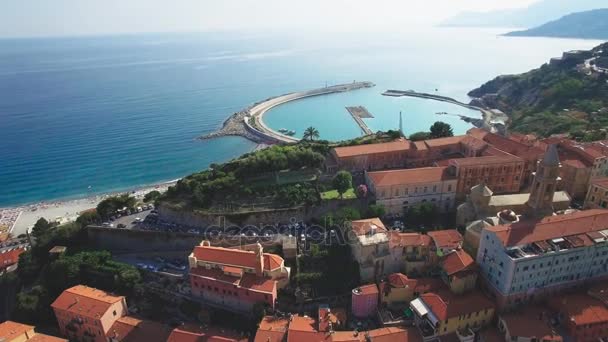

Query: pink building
left=51, top=285, right=128, bottom=342
left=351, top=284, right=379, bottom=318
left=188, top=241, right=290, bottom=312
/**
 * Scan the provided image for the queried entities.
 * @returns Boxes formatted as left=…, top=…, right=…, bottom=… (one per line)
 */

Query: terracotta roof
left=500, top=307, right=562, bottom=341
left=591, top=177, right=608, bottom=189
left=50, top=285, right=124, bottom=320
left=287, top=315, right=325, bottom=342
left=549, top=293, right=608, bottom=326
left=367, top=327, right=422, bottom=342
left=388, top=232, right=432, bottom=248
left=440, top=249, right=475, bottom=276
left=192, top=245, right=283, bottom=271
left=449, top=155, right=522, bottom=166
left=419, top=290, right=494, bottom=321
left=427, top=230, right=463, bottom=250
left=108, top=316, right=171, bottom=342
left=468, top=128, right=544, bottom=160
left=168, top=324, right=247, bottom=342
left=333, top=140, right=410, bottom=158
left=486, top=209, right=608, bottom=247
left=350, top=218, right=387, bottom=236
left=263, top=254, right=283, bottom=270
left=387, top=273, right=415, bottom=289
left=0, top=321, right=34, bottom=341
left=27, top=334, right=69, bottom=342
left=254, top=316, right=289, bottom=342
left=411, top=278, right=444, bottom=294
left=367, top=167, right=455, bottom=187
left=190, top=267, right=277, bottom=294
left=423, top=136, right=465, bottom=148
left=353, top=284, right=379, bottom=296
left=0, top=247, right=26, bottom=268
left=222, top=266, right=244, bottom=276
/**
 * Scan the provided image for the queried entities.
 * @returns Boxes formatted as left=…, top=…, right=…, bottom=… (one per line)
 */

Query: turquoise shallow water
left=0, top=29, right=601, bottom=206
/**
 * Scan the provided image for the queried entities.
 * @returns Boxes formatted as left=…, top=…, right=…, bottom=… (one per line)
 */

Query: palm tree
left=303, top=126, right=320, bottom=141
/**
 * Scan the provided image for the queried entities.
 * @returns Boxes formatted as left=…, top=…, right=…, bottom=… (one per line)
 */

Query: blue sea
left=0, top=29, right=600, bottom=206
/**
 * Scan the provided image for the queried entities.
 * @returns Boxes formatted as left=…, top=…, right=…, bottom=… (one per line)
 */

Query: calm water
left=0, top=29, right=600, bottom=206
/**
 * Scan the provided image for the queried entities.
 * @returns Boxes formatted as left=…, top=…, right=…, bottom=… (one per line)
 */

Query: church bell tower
left=526, top=144, right=561, bottom=218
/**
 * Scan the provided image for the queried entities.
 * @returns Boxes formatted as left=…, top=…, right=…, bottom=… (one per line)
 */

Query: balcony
left=456, top=328, right=475, bottom=342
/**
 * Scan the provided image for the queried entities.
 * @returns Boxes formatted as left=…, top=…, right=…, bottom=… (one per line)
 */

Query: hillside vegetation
left=469, top=43, right=608, bottom=139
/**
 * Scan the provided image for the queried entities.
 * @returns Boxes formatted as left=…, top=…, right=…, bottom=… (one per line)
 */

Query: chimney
left=255, top=243, right=264, bottom=277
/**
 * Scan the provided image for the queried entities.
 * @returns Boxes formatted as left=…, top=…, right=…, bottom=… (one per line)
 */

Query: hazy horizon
left=1, top=0, right=540, bottom=38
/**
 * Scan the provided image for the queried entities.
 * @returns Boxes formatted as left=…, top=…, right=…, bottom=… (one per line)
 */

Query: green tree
left=332, top=171, right=353, bottom=199
left=303, top=127, right=320, bottom=142
left=76, top=210, right=101, bottom=227
left=429, top=121, right=454, bottom=139
left=31, top=218, right=51, bottom=240
left=409, top=131, right=431, bottom=141
left=143, top=190, right=161, bottom=203
left=96, top=194, right=136, bottom=219
left=367, top=204, right=386, bottom=218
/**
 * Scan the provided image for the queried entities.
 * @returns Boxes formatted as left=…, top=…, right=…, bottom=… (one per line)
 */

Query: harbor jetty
left=345, top=106, right=374, bottom=135
left=200, top=81, right=375, bottom=144
left=382, top=89, right=499, bottom=130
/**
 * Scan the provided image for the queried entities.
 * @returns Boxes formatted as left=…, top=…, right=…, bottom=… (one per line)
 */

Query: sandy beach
left=1, top=181, right=177, bottom=238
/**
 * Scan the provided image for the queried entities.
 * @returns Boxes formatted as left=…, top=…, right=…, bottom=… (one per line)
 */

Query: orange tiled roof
left=388, top=232, right=432, bottom=248
left=350, top=218, right=387, bottom=236
left=500, top=307, right=562, bottom=341
left=108, top=316, right=171, bottom=342
left=50, top=285, right=124, bottom=320
left=255, top=316, right=289, bottom=342
left=468, top=128, right=544, bottom=160
left=192, top=245, right=283, bottom=271
left=366, top=327, right=422, bottom=342
left=449, top=155, right=522, bottom=166
left=486, top=209, right=608, bottom=247
left=168, top=324, right=247, bottom=342
left=440, top=249, right=475, bottom=276
left=333, top=140, right=410, bottom=158
left=420, top=290, right=494, bottom=321
left=27, top=333, right=69, bottom=342
left=0, top=321, right=34, bottom=341
left=422, top=136, right=465, bottom=148
left=549, top=293, right=608, bottom=326
left=0, top=247, right=27, bottom=268
left=427, top=230, right=463, bottom=250
left=387, top=273, right=415, bottom=289
left=411, top=278, right=445, bottom=294
left=367, top=167, right=455, bottom=187
left=190, top=267, right=277, bottom=294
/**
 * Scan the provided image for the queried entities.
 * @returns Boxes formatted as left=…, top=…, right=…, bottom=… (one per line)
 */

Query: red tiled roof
left=108, top=316, right=171, bottom=342
left=486, top=209, right=608, bottom=247
left=222, top=266, right=244, bottom=276
left=411, top=278, right=444, bottom=294
left=0, top=321, right=34, bottom=341
left=190, top=267, right=277, bottom=294
left=427, top=230, right=463, bottom=250
left=449, top=155, right=522, bottom=166
left=51, top=285, right=124, bottom=320
left=0, top=247, right=27, bottom=268
left=367, top=327, right=423, bottom=342
left=548, top=293, right=608, bottom=326
left=420, top=290, right=494, bottom=321
left=501, top=307, right=562, bottom=341
left=192, top=245, right=283, bottom=271
left=387, top=273, right=415, bottom=289
left=468, top=128, right=544, bottom=160
left=254, top=316, right=289, bottom=342
left=440, top=249, right=475, bottom=276
left=388, top=232, right=432, bottom=248
left=168, top=324, right=247, bottom=342
left=350, top=218, right=387, bottom=236
left=333, top=140, right=410, bottom=158
left=367, top=167, right=455, bottom=187
left=423, top=136, right=465, bottom=148
left=27, top=334, right=68, bottom=342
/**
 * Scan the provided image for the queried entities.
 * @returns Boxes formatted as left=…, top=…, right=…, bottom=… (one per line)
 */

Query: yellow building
left=584, top=177, right=608, bottom=209
left=439, top=249, right=477, bottom=295
left=380, top=273, right=444, bottom=309
left=410, top=290, right=495, bottom=340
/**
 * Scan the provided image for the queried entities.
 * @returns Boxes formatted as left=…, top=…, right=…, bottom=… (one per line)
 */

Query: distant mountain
left=506, top=9, right=608, bottom=40
left=441, top=0, right=606, bottom=28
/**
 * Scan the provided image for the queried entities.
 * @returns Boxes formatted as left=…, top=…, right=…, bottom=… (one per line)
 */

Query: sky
left=0, top=0, right=539, bottom=38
